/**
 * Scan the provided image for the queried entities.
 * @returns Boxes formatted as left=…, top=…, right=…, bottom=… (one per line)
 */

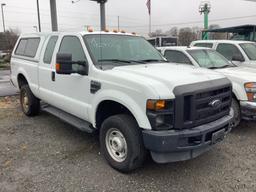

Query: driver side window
left=59, top=36, right=87, bottom=71
left=59, top=36, right=87, bottom=62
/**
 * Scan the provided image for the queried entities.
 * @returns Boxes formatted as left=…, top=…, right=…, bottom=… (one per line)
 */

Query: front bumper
left=142, top=112, right=233, bottom=163
left=240, top=101, right=256, bottom=120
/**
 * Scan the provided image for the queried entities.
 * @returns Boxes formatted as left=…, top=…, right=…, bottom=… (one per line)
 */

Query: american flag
left=146, top=0, right=151, bottom=15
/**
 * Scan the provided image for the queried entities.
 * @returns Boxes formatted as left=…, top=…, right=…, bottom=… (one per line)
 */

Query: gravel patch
left=0, top=96, right=256, bottom=192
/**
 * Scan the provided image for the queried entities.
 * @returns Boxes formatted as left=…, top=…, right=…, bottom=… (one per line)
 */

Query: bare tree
left=165, top=27, right=178, bottom=37
left=0, top=28, right=20, bottom=51
left=178, top=27, right=197, bottom=46
left=149, top=29, right=165, bottom=37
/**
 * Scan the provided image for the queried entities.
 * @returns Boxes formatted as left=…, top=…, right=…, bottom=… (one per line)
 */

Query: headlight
left=245, top=83, right=256, bottom=101
left=146, top=99, right=174, bottom=130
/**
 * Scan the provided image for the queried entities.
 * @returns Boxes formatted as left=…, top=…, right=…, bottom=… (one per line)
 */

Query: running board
left=41, top=104, right=95, bottom=133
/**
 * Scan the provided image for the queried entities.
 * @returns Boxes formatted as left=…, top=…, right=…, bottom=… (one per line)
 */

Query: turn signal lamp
left=245, top=82, right=256, bottom=101
left=56, top=63, right=60, bottom=72
left=147, top=100, right=167, bottom=111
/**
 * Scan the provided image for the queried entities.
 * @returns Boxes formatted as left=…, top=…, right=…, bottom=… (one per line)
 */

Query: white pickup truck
left=158, top=46, right=256, bottom=127
left=11, top=31, right=233, bottom=172
left=190, top=40, right=256, bottom=68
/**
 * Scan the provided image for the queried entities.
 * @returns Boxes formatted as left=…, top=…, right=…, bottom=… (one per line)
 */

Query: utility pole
left=36, top=0, right=41, bottom=32
left=117, top=16, right=120, bottom=31
left=50, top=0, right=58, bottom=31
left=91, top=0, right=107, bottom=31
left=1, top=3, right=6, bottom=32
left=199, top=1, right=211, bottom=40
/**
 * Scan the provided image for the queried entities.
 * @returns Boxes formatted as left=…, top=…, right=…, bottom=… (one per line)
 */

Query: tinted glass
left=240, top=43, right=256, bottom=61
left=216, top=43, right=243, bottom=61
left=164, top=50, right=191, bottom=64
left=187, top=49, right=231, bottom=69
left=59, top=36, right=87, bottom=62
left=15, top=39, right=27, bottom=55
left=15, top=38, right=40, bottom=58
left=83, top=34, right=165, bottom=66
left=24, top=38, right=40, bottom=57
left=43, top=36, right=58, bottom=64
left=194, top=43, right=213, bottom=48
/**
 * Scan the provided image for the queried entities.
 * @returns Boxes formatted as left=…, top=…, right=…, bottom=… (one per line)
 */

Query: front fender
left=232, top=82, right=247, bottom=101
left=89, top=89, right=152, bottom=130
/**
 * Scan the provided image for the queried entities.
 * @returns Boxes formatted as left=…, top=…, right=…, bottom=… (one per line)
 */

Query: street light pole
left=199, top=1, right=211, bottom=40
left=1, top=3, right=6, bottom=32
left=36, top=0, right=41, bottom=32
left=33, top=26, right=38, bottom=32
left=50, top=0, right=58, bottom=31
left=91, top=0, right=108, bottom=31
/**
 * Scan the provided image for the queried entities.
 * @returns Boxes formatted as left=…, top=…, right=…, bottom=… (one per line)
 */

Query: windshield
left=187, top=49, right=234, bottom=69
left=83, top=34, right=166, bottom=67
left=240, top=43, right=256, bottom=61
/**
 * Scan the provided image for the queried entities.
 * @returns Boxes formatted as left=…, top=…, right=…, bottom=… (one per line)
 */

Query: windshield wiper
left=139, top=59, right=168, bottom=63
left=98, top=59, right=132, bottom=63
left=208, top=65, right=231, bottom=69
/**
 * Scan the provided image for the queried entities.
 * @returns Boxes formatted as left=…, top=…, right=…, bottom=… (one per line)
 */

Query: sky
left=0, top=0, right=256, bottom=36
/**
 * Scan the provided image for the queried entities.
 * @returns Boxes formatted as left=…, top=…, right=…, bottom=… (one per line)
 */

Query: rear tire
left=231, top=98, right=241, bottom=128
left=20, top=84, right=40, bottom=116
left=100, top=114, right=146, bottom=172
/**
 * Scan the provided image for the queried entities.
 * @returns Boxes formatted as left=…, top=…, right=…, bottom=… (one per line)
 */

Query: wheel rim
left=21, top=91, right=29, bottom=113
left=105, top=128, right=128, bottom=162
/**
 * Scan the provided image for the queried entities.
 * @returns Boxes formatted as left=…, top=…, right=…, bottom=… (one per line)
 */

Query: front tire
left=231, top=98, right=241, bottom=128
left=100, top=114, right=146, bottom=172
left=20, top=84, right=40, bottom=116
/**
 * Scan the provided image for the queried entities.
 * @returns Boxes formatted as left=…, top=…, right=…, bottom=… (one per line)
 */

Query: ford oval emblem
left=209, top=99, right=222, bottom=109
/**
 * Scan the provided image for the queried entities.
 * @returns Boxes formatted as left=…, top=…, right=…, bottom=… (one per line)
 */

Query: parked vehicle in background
left=190, top=40, right=256, bottom=68
left=158, top=46, right=256, bottom=127
left=147, top=36, right=178, bottom=47
left=11, top=31, right=233, bottom=172
left=0, top=50, right=8, bottom=59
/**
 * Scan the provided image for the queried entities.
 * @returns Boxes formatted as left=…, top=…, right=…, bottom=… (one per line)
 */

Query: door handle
left=51, top=71, right=55, bottom=81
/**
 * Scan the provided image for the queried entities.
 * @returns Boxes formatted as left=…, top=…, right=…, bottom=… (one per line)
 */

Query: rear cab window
left=216, top=43, right=244, bottom=61
left=164, top=50, right=192, bottom=64
left=194, top=43, right=213, bottom=48
left=15, top=38, right=41, bottom=58
left=43, top=36, right=59, bottom=64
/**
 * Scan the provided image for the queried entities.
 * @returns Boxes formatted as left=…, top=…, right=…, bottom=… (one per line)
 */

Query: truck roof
left=158, top=46, right=210, bottom=51
left=19, top=31, right=137, bottom=38
left=191, top=40, right=255, bottom=45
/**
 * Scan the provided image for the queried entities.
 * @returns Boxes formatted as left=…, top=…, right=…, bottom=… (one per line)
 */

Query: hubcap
left=22, top=91, right=29, bottom=113
left=105, top=128, right=127, bottom=162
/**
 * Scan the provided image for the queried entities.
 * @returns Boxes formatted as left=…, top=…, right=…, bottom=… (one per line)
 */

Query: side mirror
left=232, top=55, right=245, bottom=62
left=56, top=53, right=88, bottom=75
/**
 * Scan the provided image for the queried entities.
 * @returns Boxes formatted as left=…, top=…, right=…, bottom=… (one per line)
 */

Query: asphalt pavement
left=0, top=70, right=19, bottom=97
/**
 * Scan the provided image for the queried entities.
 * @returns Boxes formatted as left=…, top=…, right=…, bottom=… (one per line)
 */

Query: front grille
left=173, top=79, right=232, bottom=129
left=194, top=86, right=231, bottom=127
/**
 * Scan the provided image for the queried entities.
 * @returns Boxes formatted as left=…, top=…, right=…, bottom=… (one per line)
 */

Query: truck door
left=39, top=35, right=59, bottom=102
left=47, top=35, right=90, bottom=121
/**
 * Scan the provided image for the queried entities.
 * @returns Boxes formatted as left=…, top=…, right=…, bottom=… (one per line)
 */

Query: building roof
left=205, top=25, right=256, bottom=33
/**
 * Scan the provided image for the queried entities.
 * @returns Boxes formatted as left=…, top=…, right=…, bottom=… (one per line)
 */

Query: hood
left=215, top=66, right=256, bottom=82
left=110, top=63, right=226, bottom=96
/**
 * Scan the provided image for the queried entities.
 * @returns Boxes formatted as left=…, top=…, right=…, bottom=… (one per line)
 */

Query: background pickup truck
left=11, top=31, right=233, bottom=172
left=158, top=46, right=256, bottom=127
